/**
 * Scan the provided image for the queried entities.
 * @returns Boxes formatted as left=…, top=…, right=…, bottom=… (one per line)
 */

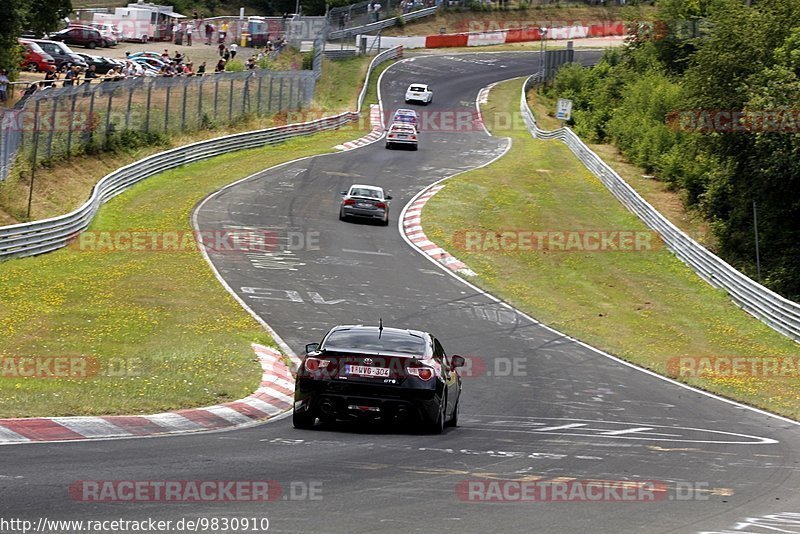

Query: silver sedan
left=339, top=184, right=393, bottom=226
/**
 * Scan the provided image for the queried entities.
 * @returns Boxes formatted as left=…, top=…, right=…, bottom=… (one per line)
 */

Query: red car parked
left=19, top=40, right=56, bottom=72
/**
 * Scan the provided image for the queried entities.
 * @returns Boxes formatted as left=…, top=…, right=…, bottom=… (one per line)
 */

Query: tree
left=26, top=0, right=73, bottom=38
left=0, top=0, right=27, bottom=78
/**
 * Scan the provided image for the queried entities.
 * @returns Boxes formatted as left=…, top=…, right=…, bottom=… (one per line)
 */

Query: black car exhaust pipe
left=320, top=400, right=336, bottom=417
left=394, top=407, right=410, bottom=422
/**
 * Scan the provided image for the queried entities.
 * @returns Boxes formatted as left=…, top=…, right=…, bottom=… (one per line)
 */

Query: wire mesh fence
left=0, top=69, right=317, bottom=181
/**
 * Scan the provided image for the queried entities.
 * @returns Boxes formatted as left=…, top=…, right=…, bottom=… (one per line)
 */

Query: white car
left=339, top=184, right=392, bottom=225
left=405, top=83, right=432, bottom=105
left=385, top=123, right=418, bottom=150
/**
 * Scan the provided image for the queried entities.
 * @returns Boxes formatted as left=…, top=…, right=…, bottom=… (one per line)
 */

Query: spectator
left=229, top=42, right=238, bottom=60
left=373, top=1, right=382, bottom=21
left=197, top=61, right=206, bottom=75
left=246, top=56, right=257, bottom=69
left=220, top=21, right=228, bottom=43
left=63, top=66, right=78, bottom=86
left=83, top=64, right=98, bottom=84
left=223, top=47, right=230, bottom=61
left=161, top=49, right=170, bottom=61
left=218, top=43, right=226, bottom=57
left=43, top=68, right=58, bottom=87
left=186, top=21, right=193, bottom=46
left=215, top=58, right=226, bottom=72
left=205, top=23, right=214, bottom=45
left=173, top=51, right=184, bottom=64
left=338, top=13, right=346, bottom=30
left=0, top=69, right=9, bottom=103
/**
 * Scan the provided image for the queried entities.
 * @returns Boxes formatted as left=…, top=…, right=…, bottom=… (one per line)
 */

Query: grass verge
left=423, top=78, right=800, bottom=419
left=529, top=88, right=716, bottom=250
left=0, top=55, right=381, bottom=417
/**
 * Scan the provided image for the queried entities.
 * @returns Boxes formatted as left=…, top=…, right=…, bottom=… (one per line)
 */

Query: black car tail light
left=407, top=365, right=433, bottom=381
left=304, top=357, right=331, bottom=372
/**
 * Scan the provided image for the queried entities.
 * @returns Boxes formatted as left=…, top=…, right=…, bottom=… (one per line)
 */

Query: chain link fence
left=0, top=68, right=317, bottom=182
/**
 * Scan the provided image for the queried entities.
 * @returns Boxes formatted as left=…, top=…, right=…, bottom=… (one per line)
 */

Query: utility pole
left=753, top=200, right=762, bottom=282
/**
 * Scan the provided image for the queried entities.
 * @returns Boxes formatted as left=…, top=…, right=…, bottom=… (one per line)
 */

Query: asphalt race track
left=3, top=52, right=800, bottom=534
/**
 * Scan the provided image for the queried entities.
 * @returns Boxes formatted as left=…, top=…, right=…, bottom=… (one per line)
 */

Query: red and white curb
left=0, top=344, right=301, bottom=445
left=334, top=104, right=384, bottom=151
left=402, top=184, right=477, bottom=277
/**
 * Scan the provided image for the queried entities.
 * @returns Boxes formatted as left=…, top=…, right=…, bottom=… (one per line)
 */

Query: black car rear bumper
left=295, top=378, right=441, bottom=425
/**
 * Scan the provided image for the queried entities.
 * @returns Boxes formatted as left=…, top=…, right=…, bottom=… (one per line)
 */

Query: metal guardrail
left=329, top=6, right=438, bottom=40
left=0, top=46, right=404, bottom=261
left=519, top=75, right=800, bottom=342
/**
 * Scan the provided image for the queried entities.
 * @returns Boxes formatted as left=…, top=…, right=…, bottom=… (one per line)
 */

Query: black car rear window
left=323, top=329, right=426, bottom=355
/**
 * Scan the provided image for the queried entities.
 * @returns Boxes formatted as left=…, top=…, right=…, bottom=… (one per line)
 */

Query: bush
left=224, top=59, right=245, bottom=72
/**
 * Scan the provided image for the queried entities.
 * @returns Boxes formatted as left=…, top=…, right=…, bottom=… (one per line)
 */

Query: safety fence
left=0, top=45, right=404, bottom=260
left=0, top=69, right=315, bottom=182
left=519, top=75, right=800, bottom=342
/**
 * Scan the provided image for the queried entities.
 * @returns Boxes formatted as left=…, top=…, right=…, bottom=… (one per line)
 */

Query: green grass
left=423, top=78, right=800, bottom=420
left=0, top=61, right=374, bottom=417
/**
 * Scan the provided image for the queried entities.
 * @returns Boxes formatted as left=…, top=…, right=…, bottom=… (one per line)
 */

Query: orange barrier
left=424, top=34, right=469, bottom=48
left=505, top=28, right=543, bottom=43
left=587, top=22, right=626, bottom=37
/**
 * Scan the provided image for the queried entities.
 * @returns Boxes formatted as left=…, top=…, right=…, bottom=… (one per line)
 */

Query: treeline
left=544, top=0, right=800, bottom=300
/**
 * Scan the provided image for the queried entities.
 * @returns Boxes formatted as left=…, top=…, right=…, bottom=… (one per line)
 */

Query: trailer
left=94, top=2, right=185, bottom=43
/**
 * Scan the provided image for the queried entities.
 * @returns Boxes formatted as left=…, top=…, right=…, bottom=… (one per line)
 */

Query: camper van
left=93, top=2, right=185, bottom=42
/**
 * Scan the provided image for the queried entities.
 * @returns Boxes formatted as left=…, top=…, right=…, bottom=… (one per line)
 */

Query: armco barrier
left=0, top=46, right=403, bottom=261
left=519, top=76, right=800, bottom=342
left=329, top=6, right=438, bottom=40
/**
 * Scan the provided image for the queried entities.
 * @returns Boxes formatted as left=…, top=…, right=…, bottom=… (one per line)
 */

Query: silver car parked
left=339, top=184, right=392, bottom=226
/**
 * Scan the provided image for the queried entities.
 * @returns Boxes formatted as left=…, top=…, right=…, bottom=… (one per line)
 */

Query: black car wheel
left=381, top=215, right=389, bottom=226
left=446, top=399, right=459, bottom=427
left=293, top=408, right=315, bottom=429
left=338, top=208, right=346, bottom=221
left=428, top=394, right=446, bottom=434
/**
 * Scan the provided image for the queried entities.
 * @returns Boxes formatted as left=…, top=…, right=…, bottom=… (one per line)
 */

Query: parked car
left=294, top=323, right=465, bottom=433
left=19, top=40, right=56, bottom=72
left=385, top=123, right=419, bottom=150
left=48, top=27, right=113, bottom=49
left=84, top=22, right=122, bottom=42
left=26, top=39, right=88, bottom=71
left=405, top=83, right=433, bottom=105
left=76, top=54, right=123, bottom=75
left=339, top=184, right=392, bottom=225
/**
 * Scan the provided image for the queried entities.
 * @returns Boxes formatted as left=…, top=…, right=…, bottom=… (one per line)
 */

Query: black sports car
left=293, top=324, right=464, bottom=433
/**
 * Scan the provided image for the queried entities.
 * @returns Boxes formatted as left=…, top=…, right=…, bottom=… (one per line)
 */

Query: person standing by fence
left=0, top=70, right=9, bottom=104
left=229, top=42, right=238, bottom=60
left=205, top=23, right=214, bottom=45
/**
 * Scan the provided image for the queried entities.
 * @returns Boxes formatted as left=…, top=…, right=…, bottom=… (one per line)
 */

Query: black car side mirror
left=305, top=343, right=320, bottom=354
left=450, top=355, right=465, bottom=368
left=385, top=195, right=392, bottom=200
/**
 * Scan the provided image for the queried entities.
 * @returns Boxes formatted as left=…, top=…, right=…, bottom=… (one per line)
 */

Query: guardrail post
left=125, top=84, right=134, bottom=131
left=278, top=77, right=284, bottom=111
left=164, top=84, right=171, bottom=133
left=144, top=82, right=152, bottom=133
left=228, top=78, right=234, bottom=122
left=26, top=99, right=41, bottom=220
left=181, top=84, right=188, bottom=131
left=267, top=77, right=274, bottom=112
left=256, top=75, right=263, bottom=116
left=288, top=77, right=295, bottom=111
left=213, top=78, right=219, bottom=121
left=65, top=93, right=77, bottom=158
left=45, top=96, right=58, bottom=161
left=104, top=88, right=114, bottom=147
left=242, top=75, right=249, bottom=115
left=197, top=77, right=203, bottom=127
left=86, top=89, right=96, bottom=146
